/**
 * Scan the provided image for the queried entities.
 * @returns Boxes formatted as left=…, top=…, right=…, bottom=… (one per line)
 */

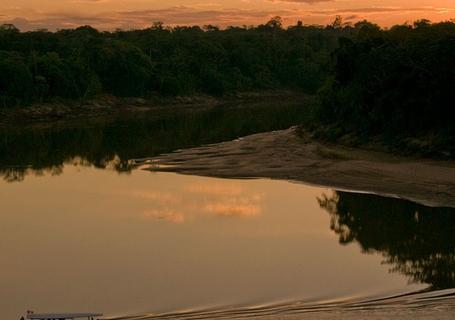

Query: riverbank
left=138, top=127, right=455, bottom=208
left=0, top=90, right=310, bottom=128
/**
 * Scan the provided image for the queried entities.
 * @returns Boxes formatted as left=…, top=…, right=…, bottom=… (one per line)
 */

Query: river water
left=1, top=104, right=454, bottom=319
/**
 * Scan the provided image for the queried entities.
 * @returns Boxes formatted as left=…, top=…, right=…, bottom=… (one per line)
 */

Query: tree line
left=1, top=17, right=454, bottom=155
left=315, top=19, right=455, bottom=156
left=0, top=17, right=352, bottom=107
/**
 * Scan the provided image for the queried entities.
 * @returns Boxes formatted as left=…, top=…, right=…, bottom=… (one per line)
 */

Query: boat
left=25, top=312, right=103, bottom=320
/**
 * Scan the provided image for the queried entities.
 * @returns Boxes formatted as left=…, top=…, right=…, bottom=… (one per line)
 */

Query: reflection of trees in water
left=1, top=157, right=131, bottom=182
left=318, top=191, right=455, bottom=289
left=2, top=167, right=27, bottom=182
left=0, top=103, right=305, bottom=182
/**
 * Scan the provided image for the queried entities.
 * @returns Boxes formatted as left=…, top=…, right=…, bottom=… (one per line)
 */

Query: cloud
left=0, top=6, right=290, bottom=31
left=71, top=0, right=111, bottom=2
left=2, top=5, right=455, bottom=31
left=306, top=7, right=453, bottom=15
left=117, top=181, right=264, bottom=224
left=186, top=182, right=263, bottom=218
left=204, top=202, right=261, bottom=217
left=296, top=6, right=455, bottom=25
left=187, top=182, right=263, bottom=218
left=116, top=6, right=289, bottom=26
left=269, top=0, right=334, bottom=3
left=344, top=15, right=360, bottom=22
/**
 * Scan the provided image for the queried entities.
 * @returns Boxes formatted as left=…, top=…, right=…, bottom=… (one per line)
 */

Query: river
left=1, top=103, right=454, bottom=319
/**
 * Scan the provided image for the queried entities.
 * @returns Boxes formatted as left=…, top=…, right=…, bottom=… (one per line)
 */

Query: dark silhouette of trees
left=315, top=20, right=455, bottom=156
left=0, top=51, right=33, bottom=107
left=319, top=191, right=455, bottom=289
left=0, top=18, right=349, bottom=107
left=0, top=101, right=306, bottom=182
left=2, top=18, right=453, bottom=155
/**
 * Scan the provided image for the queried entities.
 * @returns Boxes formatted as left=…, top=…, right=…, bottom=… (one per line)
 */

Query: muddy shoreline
left=0, top=90, right=309, bottom=128
left=138, top=127, right=455, bottom=208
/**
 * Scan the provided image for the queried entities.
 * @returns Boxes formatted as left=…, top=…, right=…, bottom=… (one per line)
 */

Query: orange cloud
left=129, top=180, right=264, bottom=223
left=0, top=7, right=289, bottom=31
left=187, top=182, right=263, bottom=217
left=204, top=202, right=261, bottom=218
left=3, top=5, right=455, bottom=31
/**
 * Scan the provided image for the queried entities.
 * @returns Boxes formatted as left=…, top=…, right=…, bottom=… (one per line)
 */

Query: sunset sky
left=2, top=0, right=455, bottom=31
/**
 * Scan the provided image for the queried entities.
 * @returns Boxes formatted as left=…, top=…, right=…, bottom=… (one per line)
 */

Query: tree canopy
left=0, top=17, right=350, bottom=107
left=315, top=20, right=455, bottom=156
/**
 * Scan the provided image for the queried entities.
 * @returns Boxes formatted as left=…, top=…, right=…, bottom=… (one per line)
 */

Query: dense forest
left=315, top=19, right=455, bottom=155
left=0, top=17, right=349, bottom=107
left=1, top=17, right=455, bottom=156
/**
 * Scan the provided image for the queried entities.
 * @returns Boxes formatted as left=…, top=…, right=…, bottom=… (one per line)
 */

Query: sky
left=1, top=0, right=455, bottom=31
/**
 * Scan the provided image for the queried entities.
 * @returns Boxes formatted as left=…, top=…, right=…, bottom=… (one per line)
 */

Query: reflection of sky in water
left=133, top=182, right=264, bottom=223
left=0, top=165, right=422, bottom=320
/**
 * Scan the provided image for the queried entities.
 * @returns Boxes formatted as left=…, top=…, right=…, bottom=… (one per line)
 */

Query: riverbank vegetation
left=1, top=17, right=455, bottom=157
left=313, top=19, right=455, bottom=157
left=0, top=102, right=307, bottom=182
left=0, top=17, right=346, bottom=107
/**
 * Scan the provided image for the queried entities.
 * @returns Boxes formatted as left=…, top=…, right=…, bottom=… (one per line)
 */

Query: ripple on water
left=104, top=289, right=455, bottom=320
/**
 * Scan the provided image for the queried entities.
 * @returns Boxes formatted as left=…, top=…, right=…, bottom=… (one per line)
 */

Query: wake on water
left=104, top=288, right=455, bottom=320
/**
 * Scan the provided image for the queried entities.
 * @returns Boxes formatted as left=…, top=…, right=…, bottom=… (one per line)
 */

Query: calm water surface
left=1, top=105, right=454, bottom=319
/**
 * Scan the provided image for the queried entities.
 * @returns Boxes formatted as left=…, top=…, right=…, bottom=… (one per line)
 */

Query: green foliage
left=91, top=40, right=153, bottom=96
left=0, top=51, right=33, bottom=107
left=317, top=20, right=455, bottom=155
left=0, top=17, right=349, bottom=105
left=35, top=52, right=80, bottom=98
left=4, top=17, right=452, bottom=156
left=199, top=66, right=225, bottom=96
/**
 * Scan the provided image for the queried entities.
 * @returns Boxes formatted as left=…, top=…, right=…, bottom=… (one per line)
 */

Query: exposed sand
left=136, top=127, right=455, bottom=208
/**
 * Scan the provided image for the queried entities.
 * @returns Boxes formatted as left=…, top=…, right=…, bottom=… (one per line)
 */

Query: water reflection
left=131, top=181, right=264, bottom=223
left=1, top=168, right=420, bottom=320
left=319, top=191, right=455, bottom=289
left=0, top=102, right=306, bottom=182
left=3, top=164, right=455, bottom=318
left=2, top=102, right=455, bottom=318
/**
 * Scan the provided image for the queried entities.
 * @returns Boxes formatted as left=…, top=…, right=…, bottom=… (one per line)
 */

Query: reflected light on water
left=0, top=164, right=431, bottom=319
left=129, top=180, right=264, bottom=223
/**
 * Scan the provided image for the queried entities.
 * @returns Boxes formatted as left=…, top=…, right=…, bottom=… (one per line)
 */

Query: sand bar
left=137, top=127, right=455, bottom=208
